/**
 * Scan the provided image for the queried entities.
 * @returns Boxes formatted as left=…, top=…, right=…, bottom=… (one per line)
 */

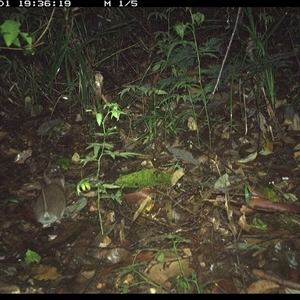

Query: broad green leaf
left=173, top=23, right=186, bottom=39
left=0, top=20, right=20, bottom=47
left=256, top=186, right=279, bottom=202
left=12, top=37, right=21, bottom=47
left=25, top=249, right=41, bottom=264
left=192, top=12, right=205, bottom=26
left=214, top=173, right=231, bottom=191
left=156, top=252, right=165, bottom=262
left=152, top=63, right=161, bottom=72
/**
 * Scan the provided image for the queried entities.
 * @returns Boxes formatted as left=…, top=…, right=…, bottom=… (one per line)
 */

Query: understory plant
left=0, top=8, right=136, bottom=115
left=119, top=7, right=224, bottom=147
left=200, top=8, right=293, bottom=139
left=78, top=103, right=139, bottom=233
left=243, top=7, right=289, bottom=108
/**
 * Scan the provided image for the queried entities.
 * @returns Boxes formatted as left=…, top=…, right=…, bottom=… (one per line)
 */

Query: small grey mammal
left=34, top=175, right=66, bottom=226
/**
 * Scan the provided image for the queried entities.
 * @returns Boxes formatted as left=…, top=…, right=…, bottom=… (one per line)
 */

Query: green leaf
left=0, top=196, right=18, bottom=204
left=156, top=252, right=165, bottom=262
left=80, top=155, right=97, bottom=166
left=104, top=150, right=139, bottom=159
left=237, top=151, right=257, bottom=163
left=256, top=186, right=279, bottom=202
left=96, top=112, right=103, bottom=126
left=0, top=20, right=21, bottom=47
left=25, top=249, right=41, bottom=264
left=244, top=186, right=250, bottom=205
left=192, top=12, right=205, bottom=26
left=19, top=31, right=32, bottom=45
left=281, top=192, right=298, bottom=202
left=214, top=173, right=231, bottom=191
left=12, top=37, right=21, bottom=47
left=251, top=217, right=267, bottom=230
left=154, top=89, right=168, bottom=95
left=56, top=157, right=71, bottom=172
left=152, top=63, right=161, bottom=72
left=173, top=23, right=186, bottom=39
left=102, top=183, right=120, bottom=189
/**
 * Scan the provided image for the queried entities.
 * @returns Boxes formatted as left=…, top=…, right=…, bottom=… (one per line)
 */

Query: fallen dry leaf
left=132, top=195, right=154, bottom=223
left=31, top=265, right=62, bottom=281
left=124, top=188, right=157, bottom=204
left=247, top=279, right=280, bottom=294
left=249, top=198, right=300, bottom=214
left=187, top=116, right=198, bottom=131
left=170, top=168, right=184, bottom=187
left=144, top=249, right=194, bottom=288
left=211, top=277, right=237, bottom=294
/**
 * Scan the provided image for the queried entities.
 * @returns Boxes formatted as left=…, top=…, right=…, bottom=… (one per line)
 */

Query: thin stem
left=212, top=7, right=242, bottom=95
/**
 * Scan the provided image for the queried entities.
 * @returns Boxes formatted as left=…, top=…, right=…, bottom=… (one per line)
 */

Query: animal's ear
left=59, top=176, right=65, bottom=188
left=44, top=173, right=52, bottom=185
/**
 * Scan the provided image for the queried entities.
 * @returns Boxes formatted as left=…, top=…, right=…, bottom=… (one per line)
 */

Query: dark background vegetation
left=0, top=7, right=297, bottom=118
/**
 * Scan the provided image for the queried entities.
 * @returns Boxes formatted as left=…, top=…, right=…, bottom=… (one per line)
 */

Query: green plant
left=0, top=8, right=137, bottom=115
left=167, top=234, right=201, bottom=293
left=116, top=234, right=197, bottom=293
left=120, top=8, right=224, bottom=147
left=24, top=249, right=41, bottom=264
left=117, top=260, right=165, bottom=294
left=243, top=7, right=288, bottom=107
left=79, top=103, right=139, bottom=232
left=175, top=273, right=207, bottom=294
left=0, top=19, right=33, bottom=53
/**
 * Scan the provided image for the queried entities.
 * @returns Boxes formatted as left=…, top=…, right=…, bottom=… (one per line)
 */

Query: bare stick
left=212, top=7, right=242, bottom=95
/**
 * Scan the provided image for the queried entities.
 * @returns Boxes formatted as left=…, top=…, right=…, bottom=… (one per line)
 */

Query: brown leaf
left=132, top=195, right=153, bottom=223
left=92, top=248, right=131, bottom=264
left=144, top=249, right=194, bottom=288
left=124, top=188, right=157, bottom=204
left=31, top=265, right=62, bottom=281
left=131, top=251, right=153, bottom=263
left=238, top=213, right=251, bottom=232
left=249, top=198, right=300, bottom=214
left=170, top=168, right=184, bottom=187
left=211, top=277, right=237, bottom=294
left=247, top=279, right=280, bottom=294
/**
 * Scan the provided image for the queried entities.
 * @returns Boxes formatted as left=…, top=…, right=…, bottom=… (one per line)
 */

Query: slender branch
left=212, top=7, right=242, bottom=95
left=34, top=8, right=56, bottom=46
